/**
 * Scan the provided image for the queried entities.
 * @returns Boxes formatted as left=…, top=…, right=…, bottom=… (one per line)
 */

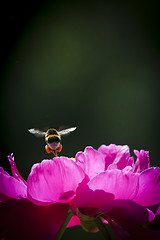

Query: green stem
left=94, top=217, right=111, bottom=240
left=56, top=208, right=73, bottom=240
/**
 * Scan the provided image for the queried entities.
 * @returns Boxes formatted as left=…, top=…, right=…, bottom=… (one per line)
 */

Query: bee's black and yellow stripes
left=46, top=134, right=61, bottom=141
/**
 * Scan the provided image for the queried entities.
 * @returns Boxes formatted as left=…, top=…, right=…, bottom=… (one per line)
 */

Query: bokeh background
left=0, top=0, right=159, bottom=239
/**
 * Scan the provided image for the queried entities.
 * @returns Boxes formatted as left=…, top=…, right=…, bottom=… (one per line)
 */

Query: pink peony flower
left=1, top=145, right=160, bottom=240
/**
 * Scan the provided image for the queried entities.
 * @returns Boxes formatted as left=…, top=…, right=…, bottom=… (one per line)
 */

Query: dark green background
left=0, top=1, right=159, bottom=239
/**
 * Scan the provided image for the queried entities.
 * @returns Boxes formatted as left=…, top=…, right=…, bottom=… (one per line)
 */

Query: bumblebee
left=28, top=127, right=76, bottom=156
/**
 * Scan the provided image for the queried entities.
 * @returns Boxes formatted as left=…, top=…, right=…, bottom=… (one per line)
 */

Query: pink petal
left=107, top=164, right=118, bottom=170
left=0, top=199, right=68, bottom=240
left=148, top=203, right=160, bottom=215
left=133, top=150, right=150, bottom=173
left=75, top=146, right=105, bottom=180
left=72, top=185, right=114, bottom=210
left=8, top=154, right=27, bottom=185
left=67, top=215, right=81, bottom=228
left=98, top=144, right=123, bottom=168
left=86, top=170, right=139, bottom=200
left=0, top=167, right=9, bottom=176
left=105, top=218, right=130, bottom=240
left=72, top=170, right=139, bottom=211
left=124, top=226, right=160, bottom=240
left=107, top=217, right=160, bottom=240
left=133, top=167, right=160, bottom=206
left=27, top=157, right=88, bottom=205
left=100, top=199, right=155, bottom=228
left=0, top=168, right=27, bottom=201
left=98, top=144, right=134, bottom=170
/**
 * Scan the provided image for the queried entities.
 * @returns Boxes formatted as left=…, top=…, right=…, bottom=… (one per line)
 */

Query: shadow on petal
left=100, top=199, right=154, bottom=228
left=0, top=199, right=68, bottom=240
left=126, top=226, right=160, bottom=240
left=72, top=186, right=114, bottom=210
left=105, top=218, right=160, bottom=240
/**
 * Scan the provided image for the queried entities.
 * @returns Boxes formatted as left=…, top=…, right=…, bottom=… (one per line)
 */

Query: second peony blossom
left=1, top=144, right=160, bottom=240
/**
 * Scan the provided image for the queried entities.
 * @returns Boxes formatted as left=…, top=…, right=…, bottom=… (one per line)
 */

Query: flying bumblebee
left=28, top=127, right=77, bottom=156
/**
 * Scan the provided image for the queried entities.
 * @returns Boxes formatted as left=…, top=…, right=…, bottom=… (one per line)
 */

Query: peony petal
left=98, top=144, right=134, bottom=170
left=105, top=218, right=130, bottom=240
left=67, top=215, right=81, bottom=228
left=27, top=157, right=88, bottom=205
left=83, top=170, right=139, bottom=200
left=7, top=154, right=27, bottom=185
left=133, top=167, right=160, bottom=206
left=148, top=203, right=160, bottom=215
left=107, top=217, right=160, bottom=240
left=100, top=199, right=155, bottom=228
left=98, top=144, right=123, bottom=168
left=125, top=226, right=160, bottom=240
left=75, top=146, right=105, bottom=180
left=133, top=150, right=150, bottom=173
left=0, top=168, right=27, bottom=201
left=0, top=199, right=68, bottom=240
left=72, top=185, right=114, bottom=210
left=148, top=214, right=160, bottom=231
left=0, top=167, right=9, bottom=176
left=72, top=170, right=139, bottom=212
left=107, top=164, right=118, bottom=170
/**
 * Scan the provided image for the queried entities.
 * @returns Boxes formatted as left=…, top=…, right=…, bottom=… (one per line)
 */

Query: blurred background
left=0, top=0, right=159, bottom=239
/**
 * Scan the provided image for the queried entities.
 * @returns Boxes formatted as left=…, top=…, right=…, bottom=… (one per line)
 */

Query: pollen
left=45, top=145, right=51, bottom=153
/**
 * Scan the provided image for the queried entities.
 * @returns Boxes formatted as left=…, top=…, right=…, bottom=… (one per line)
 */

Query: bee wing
left=28, top=128, right=46, bottom=137
left=58, top=127, right=77, bottom=136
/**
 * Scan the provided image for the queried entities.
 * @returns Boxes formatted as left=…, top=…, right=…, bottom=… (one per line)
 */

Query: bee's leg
left=52, top=145, right=62, bottom=157
left=45, top=145, right=51, bottom=153
left=52, top=150, right=58, bottom=157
